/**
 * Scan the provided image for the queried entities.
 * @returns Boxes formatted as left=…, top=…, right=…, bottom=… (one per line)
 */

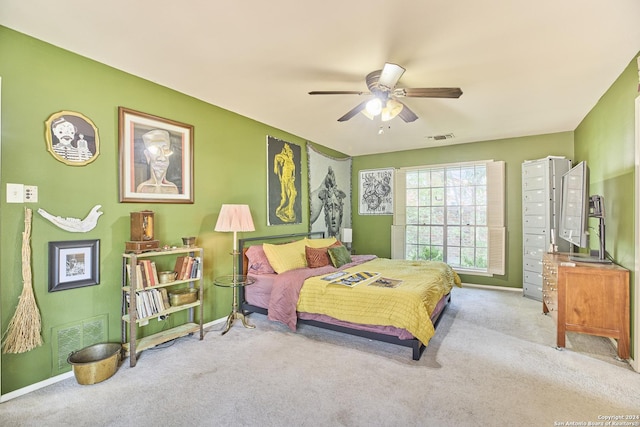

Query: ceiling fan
left=309, top=63, right=462, bottom=123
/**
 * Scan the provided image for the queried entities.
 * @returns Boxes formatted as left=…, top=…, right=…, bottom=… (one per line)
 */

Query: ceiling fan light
left=361, top=109, right=375, bottom=120
left=365, top=98, right=382, bottom=117
left=381, top=99, right=403, bottom=122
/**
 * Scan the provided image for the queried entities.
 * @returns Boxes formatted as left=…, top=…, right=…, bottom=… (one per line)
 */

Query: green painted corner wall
left=573, top=51, right=640, bottom=358
left=352, top=133, right=574, bottom=287
left=0, top=27, right=344, bottom=393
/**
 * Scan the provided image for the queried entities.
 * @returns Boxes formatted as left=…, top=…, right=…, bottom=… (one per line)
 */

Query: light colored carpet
left=1, top=286, right=638, bottom=426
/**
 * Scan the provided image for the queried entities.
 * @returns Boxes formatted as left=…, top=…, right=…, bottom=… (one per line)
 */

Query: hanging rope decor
left=2, top=207, right=43, bottom=354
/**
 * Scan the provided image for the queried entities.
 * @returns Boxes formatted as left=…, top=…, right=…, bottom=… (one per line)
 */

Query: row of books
left=173, top=256, right=201, bottom=281
left=126, top=288, right=170, bottom=319
left=127, top=256, right=201, bottom=289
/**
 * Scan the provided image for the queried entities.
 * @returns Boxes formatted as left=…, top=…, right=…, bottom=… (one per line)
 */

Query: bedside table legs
left=221, top=286, right=255, bottom=335
left=221, top=310, right=255, bottom=335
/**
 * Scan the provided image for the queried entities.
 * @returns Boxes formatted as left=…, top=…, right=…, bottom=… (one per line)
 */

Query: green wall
left=573, top=52, right=639, bottom=357
left=0, top=27, right=343, bottom=394
left=1, top=25, right=637, bottom=394
left=352, top=133, right=574, bottom=287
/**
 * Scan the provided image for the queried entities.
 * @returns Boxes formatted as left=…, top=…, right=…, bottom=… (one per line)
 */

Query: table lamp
left=214, top=204, right=255, bottom=279
left=341, top=227, right=352, bottom=252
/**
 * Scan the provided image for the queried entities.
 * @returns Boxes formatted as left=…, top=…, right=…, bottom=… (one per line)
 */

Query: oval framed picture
left=45, top=110, right=100, bottom=166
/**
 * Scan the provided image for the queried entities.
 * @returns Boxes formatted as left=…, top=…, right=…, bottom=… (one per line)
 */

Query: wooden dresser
left=542, top=253, right=630, bottom=359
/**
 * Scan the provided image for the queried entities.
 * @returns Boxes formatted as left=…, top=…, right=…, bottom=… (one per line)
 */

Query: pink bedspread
left=266, top=255, right=376, bottom=330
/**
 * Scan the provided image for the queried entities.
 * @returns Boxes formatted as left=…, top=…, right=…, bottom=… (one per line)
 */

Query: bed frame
left=238, top=232, right=451, bottom=360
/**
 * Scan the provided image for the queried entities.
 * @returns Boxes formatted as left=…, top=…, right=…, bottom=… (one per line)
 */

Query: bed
left=238, top=232, right=461, bottom=360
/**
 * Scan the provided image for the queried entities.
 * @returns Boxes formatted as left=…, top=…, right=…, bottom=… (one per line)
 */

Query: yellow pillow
left=304, top=237, right=338, bottom=249
left=263, top=239, right=308, bottom=274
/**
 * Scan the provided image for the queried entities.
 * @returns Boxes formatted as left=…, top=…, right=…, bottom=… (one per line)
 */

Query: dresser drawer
left=523, top=233, right=546, bottom=249
left=522, top=162, right=546, bottom=179
left=524, top=258, right=543, bottom=274
left=524, top=271, right=543, bottom=286
left=523, top=189, right=547, bottom=203
left=523, top=215, right=547, bottom=230
left=524, top=246, right=545, bottom=260
left=522, top=175, right=546, bottom=190
left=523, top=202, right=547, bottom=216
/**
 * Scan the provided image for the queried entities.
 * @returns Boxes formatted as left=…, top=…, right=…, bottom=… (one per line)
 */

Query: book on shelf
left=150, top=288, right=165, bottom=312
left=127, top=264, right=144, bottom=289
left=174, top=256, right=188, bottom=279
left=140, top=291, right=153, bottom=316
left=329, top=271, right=381, bottom=287
left=132, top=292, right=146, bottom=318
left=368, top=277, right=403, bottom=288
left=159, top=288, right=171, bottom=308
left=128, top=289, right=169, bottom=319
left=150, top=261, right=160, bottom=286
left=139, top=260, right=155, bottom=287
left=182, top=256, right=194, bottom=280
left=191, top=257, right=201, bottom=279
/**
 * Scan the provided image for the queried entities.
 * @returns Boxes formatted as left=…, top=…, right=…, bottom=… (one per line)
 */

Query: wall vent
left=51, top=314, right=108, bottom=375
left=426, top=133, right=455, bottom=141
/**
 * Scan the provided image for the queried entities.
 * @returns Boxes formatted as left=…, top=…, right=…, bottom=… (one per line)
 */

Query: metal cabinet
left=521, top=157, right=570, bottom=301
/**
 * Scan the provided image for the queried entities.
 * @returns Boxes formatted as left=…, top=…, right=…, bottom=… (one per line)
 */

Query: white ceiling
left=2, top=0, right=639, bottom=156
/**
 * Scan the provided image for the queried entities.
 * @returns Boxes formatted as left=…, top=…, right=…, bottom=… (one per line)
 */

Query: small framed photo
left=118, top=107, right=194, bottom=203
left=359, top=168, right=394, bottom=215
left=48, top=240, right=100, bottom=292
left=44, top=111, right=100, bottom=166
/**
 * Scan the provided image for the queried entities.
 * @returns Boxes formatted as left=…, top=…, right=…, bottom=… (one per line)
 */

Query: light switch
left=24, top=185, right=38, bottom=203
left=7, top=183, right=24, bottom=203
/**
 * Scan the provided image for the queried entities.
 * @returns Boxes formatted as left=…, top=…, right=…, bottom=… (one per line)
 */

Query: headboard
left=238, top=231, right=325, bottom=275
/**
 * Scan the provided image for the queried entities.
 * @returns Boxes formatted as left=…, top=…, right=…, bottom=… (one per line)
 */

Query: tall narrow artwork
left=267, top=136, right=302, bottom=225
left=307, top=144, right=352, bottom=238
left=359, top=168, right=394, bottom=215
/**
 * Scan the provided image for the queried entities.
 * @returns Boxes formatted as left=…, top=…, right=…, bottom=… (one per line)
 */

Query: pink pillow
left=246, top=245, right=276, bottom=275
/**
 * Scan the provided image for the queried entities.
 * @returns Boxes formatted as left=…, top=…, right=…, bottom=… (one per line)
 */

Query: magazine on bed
left=327, top=271, right=381, bottom=287
left=368, top=277, right=403, bottom=288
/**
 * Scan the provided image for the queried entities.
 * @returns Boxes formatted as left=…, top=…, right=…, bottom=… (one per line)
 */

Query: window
left=393, top=160, right=505, bottom=275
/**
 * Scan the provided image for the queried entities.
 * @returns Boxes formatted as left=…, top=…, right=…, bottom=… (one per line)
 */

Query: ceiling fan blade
left=396, top=101, right=419, bottom=123
left=309, top=91, right=369, bottom=95
left=337, top=100, right=369, bottom=122
left=396, top=87, right=463, bottom=98
left=378, top=63, right=405, bottom=90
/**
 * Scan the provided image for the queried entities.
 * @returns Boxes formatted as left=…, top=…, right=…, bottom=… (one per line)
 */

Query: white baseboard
left=0, top=371, right=74, bottom=403
left=0, top=317, right=228, bottom=403
left=461, top=282, right=522, bottom=292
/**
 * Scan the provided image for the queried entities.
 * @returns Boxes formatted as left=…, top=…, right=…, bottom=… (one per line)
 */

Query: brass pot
left=67, top=343, right=122, bottom=385
left=158, top=271, right=177, bottom=284
left=169, top=288, right=198, bottom=306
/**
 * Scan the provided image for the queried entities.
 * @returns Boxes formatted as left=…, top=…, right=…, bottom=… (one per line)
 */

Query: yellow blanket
left=296, top=258, right=462, bottom=345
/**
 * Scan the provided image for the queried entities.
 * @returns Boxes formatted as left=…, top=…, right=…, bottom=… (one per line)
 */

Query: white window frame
left=392, top=160, right=505, bottom=276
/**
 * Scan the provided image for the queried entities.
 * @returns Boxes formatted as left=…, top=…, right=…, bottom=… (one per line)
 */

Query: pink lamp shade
left=215, top=204, right=255, bottom=253
left=214, top=204, right=255, bottom=233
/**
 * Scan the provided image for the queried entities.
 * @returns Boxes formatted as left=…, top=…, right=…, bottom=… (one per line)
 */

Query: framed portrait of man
left=307, top=143, right=352, bottom=238
left=44, top=111, right=100, bottom=166
left=267, top=136, right=302, bottom=225
left=118, top=107, right=194, bottom=203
